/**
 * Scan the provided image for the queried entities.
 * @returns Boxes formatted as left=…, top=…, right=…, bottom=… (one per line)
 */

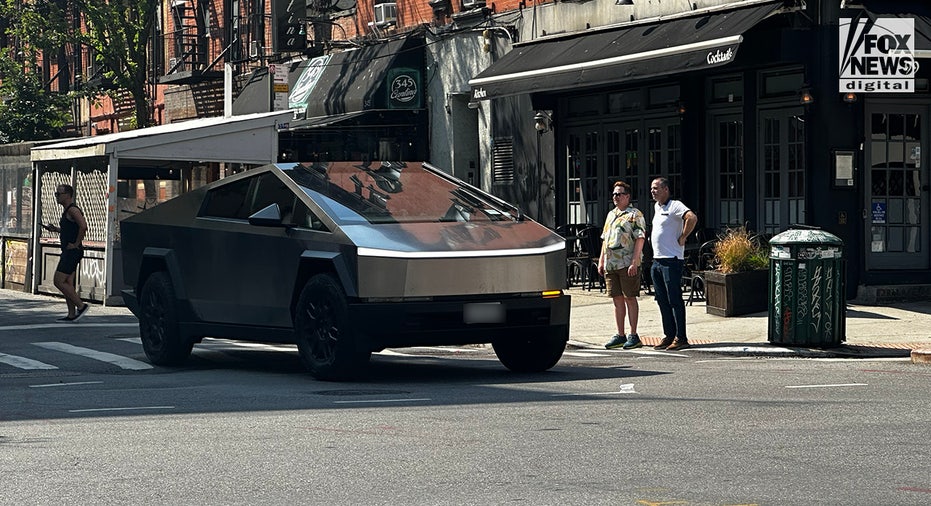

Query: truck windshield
left=281, top=161, right=521, bottom=225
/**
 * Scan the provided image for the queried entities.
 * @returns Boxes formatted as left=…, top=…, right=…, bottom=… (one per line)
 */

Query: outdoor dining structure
left=25, top=111, right=292, bottom=304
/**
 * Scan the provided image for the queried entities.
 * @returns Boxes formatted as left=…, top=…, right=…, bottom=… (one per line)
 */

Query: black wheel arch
left=136, top=248, right=196, bottom=323
left=290, top=250, right=357, bottom=322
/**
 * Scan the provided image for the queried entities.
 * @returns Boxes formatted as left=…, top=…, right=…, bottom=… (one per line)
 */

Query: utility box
left=768, top=228, right=846, bottom=346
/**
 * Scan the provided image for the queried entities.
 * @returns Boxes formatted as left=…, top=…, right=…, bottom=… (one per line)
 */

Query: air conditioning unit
left=167, top=57, right=180, bottom=71
left=249, top=40, right=262, bottom=58
left=373, top=3, right=397, bottom=27
left=85, top=65, right=96, bottom=79
left=461, top=0, right=485, bottom=9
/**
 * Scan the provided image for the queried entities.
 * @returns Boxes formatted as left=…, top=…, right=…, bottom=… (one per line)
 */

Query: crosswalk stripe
left=33, top=342, right=153, bottom=370
left=0, top=352, right=59, bottom=370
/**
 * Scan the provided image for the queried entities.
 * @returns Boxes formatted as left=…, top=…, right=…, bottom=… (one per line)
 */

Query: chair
left=556, top=224, right=598, bottom=289
left=640, top=239, right=654, bottom=295
left=575, top=226, right=604, bottom=292
left=683, top=239, right=716, bottom=305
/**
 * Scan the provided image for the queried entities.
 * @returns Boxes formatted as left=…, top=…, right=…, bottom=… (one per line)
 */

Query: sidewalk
left=2, top=287, right=930, bottom=359
left=566, top=286, right=931, bottom=359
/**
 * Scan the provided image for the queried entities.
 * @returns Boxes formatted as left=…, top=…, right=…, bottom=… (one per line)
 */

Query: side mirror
left=248, top=203, right=286, bottom=227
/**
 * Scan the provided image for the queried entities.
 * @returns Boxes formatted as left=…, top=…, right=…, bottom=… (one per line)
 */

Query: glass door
left=759, top=108, right=806, bottom=236
left=865, top=107, right=929, bottom=270
left=712, top=114, right=745, bottom=229
left=565, top=127, right=599, bottom=224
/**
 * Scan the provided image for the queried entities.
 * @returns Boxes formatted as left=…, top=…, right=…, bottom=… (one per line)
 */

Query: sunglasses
left=612, top=192, right=628, bottom=197
left=54, top=192, right=63, bottom=196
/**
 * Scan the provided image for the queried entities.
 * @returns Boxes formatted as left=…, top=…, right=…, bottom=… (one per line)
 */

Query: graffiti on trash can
left=811, top=263, right=823, bottom=338
left=774, top=264, right=783, bottom=338
left=823, top=264, right=834, bottom=341
left=782, top=265, right=794, bottom=338
left=797, top=263, right=809, bottom=322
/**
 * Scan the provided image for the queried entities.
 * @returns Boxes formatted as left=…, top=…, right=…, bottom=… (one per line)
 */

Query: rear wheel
left=294, top=274, right=371, bottom=381
left=138, top=271, right=192, bottom=365
left=492, top=327, right=568, bottom=373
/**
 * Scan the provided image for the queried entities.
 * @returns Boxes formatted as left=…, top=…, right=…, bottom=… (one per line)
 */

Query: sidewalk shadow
left=845, top=307, right=897, bottom=320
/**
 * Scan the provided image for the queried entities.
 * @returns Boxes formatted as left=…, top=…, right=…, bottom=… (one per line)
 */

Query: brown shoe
left=654, top=337, right=674, bottom=350
left=666, top=338, right=690, bottom=351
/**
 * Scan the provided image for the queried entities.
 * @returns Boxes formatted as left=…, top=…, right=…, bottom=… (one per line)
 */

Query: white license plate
left=463, top=302, right=505, bottom=324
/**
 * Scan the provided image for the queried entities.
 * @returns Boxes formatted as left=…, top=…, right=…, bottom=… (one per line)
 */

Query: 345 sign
left=839, top=17, right=919, bottom=93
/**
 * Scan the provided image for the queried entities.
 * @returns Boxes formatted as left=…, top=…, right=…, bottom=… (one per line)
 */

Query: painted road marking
left=30, top=381, right=103, bottom=388
left=0, top=323, right=137, bottom=331
left=563, top=351, right=612, bottom=357
left=376, top=349, right=418, bottom=357
left=0, top=352, right=58, bottom=370
left=200, top=339, right=298, bottom=352
left=552, top=383, right=638, bottom=396
left=68, top=406, right=174, bottom=413
left=785, top=383, right=868, bottom=389
left=33, top=342, right=153, bottom=370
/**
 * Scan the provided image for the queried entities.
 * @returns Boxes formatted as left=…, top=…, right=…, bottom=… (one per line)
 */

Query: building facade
left=3, top=0, right=930, bottom=302
left=470, top=0, right=931, bottom=301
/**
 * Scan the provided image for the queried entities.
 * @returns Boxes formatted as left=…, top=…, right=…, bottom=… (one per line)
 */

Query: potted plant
left=704, top=226, right=769, bottom=317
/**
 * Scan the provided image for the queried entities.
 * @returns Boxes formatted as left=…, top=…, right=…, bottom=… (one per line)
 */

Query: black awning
left=852, top=3, right=931, bottom=53
left=232, top=68, right=272, bottom=115
left=469, top=1, right=785, bottom=101
left=289, top=35, right=425, bottom=118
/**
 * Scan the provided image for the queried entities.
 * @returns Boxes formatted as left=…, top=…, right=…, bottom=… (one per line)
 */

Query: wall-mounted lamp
left=799, top=87, right=814, bottom=105
left=676, top=100, right=687, bottom=116
left=842, top=92, right=858, bottom=103
left=534, top=110, right=553, bottom=133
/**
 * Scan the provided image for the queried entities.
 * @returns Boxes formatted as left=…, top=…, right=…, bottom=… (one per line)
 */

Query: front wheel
left=492, top=327, right=568, bottom=373
left=138, top=271, right=192, bottom=366
left=294, top=274, right=371, bottom=381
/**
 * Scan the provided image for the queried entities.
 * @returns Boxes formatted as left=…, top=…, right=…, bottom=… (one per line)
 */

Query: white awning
left=31, top=110, right=294, bottom=166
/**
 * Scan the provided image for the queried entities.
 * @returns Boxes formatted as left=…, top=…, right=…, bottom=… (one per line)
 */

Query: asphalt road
left=2, top=322, right=930, bottom=505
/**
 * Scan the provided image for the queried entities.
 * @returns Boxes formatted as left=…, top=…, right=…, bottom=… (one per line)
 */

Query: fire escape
left=159, top=0, right=223, bottom=85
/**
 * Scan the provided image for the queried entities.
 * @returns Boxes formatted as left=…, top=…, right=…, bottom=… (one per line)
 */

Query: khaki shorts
left=605, top=267, right=641, bottom=298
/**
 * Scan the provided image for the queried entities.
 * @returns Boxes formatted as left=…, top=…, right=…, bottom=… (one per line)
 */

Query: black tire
left=138, top=271, right=192, bottom=366
left=492, top=326, right=568, bottom=373
left=294, top=274, right=371, bottom=381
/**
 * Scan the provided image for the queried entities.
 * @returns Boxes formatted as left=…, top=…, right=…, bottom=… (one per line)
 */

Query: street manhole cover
left=314, top=389, right=410, bottom=396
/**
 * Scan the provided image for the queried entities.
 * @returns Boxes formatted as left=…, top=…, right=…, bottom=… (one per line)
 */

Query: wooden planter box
left=704, top=269, right=769, bottom=317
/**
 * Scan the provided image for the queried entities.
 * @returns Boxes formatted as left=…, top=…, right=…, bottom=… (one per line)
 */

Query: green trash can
left=768, top=227, right=846, bottom=347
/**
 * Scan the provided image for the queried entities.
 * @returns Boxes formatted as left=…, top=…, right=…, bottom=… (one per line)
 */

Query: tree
left=0, top=0, right=74, bottom=142
left=76, top=0, right=159, bottom=129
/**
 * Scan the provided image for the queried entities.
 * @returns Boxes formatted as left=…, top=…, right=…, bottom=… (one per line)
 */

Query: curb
left=911, top=348, right=931, bottom=364
left=568, top=339, right=915, bottom=359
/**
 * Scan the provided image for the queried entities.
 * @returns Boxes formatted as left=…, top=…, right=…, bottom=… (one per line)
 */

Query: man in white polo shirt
left=649, top=177, right=698, bottom=351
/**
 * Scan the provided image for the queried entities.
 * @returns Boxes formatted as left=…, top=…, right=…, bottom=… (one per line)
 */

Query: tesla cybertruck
left=120, top=161, right=570, bottom=380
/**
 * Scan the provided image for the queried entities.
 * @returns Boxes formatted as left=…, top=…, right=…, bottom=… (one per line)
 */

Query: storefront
left=28, top=110, right=293, bottom=304
left=469, top=0, right=931, bottom=300
left=234, top=33, right=428, bottom=163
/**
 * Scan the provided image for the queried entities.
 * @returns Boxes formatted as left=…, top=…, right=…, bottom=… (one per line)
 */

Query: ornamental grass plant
left=712, top=226, right=768, bottom=273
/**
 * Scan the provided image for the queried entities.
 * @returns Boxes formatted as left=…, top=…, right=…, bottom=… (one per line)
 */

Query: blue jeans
left=651, top=258, right=687, bottom=341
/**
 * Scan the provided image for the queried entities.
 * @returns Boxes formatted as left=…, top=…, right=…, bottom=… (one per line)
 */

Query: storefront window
left=607, top=91, right=641, bottom=114
left=1, top=167, right=32, bottom=236
left=761, top=69, right=804, bottom=98
left=648, top=85, right=679, bottom=108
left=711, top=76, right=743, bottom=104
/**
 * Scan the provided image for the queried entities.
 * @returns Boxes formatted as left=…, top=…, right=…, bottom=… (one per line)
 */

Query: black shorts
left=56, top=248, right=84, bottom=275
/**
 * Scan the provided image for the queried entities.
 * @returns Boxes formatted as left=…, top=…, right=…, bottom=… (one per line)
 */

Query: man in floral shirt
left=598, top=181, right=647, bottom=349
